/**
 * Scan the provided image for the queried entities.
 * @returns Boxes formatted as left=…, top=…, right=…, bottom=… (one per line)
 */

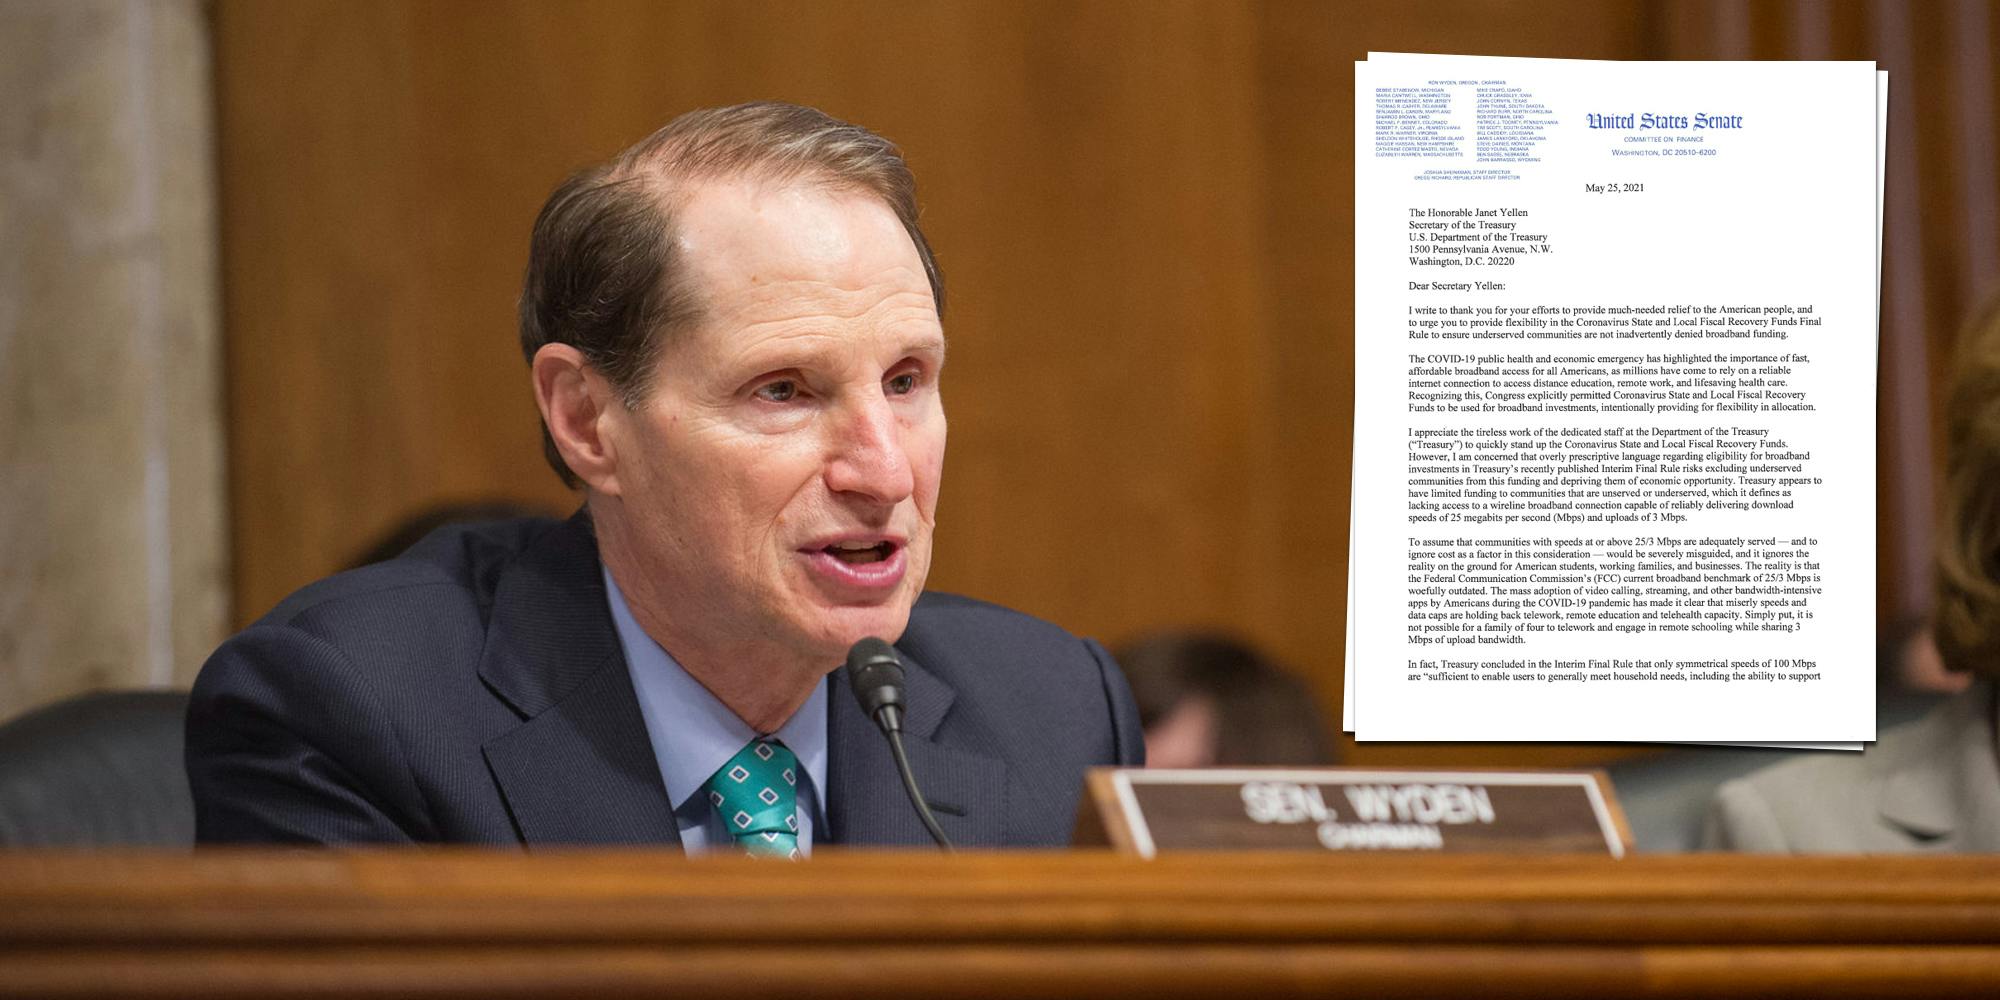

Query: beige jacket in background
left=1702, top=683, right=2000, bottom=853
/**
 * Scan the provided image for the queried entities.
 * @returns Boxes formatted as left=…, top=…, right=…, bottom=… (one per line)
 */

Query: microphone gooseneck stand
left=843, top=637, right=956, bottom=852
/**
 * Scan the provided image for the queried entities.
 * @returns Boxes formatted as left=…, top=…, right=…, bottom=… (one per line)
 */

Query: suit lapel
left=826, top=645, right=1006, bottom=846
left=477, top=513, right=680, bottom=847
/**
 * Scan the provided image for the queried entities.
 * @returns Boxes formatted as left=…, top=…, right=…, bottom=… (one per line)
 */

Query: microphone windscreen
left=844, top=637, right=906, bottom=718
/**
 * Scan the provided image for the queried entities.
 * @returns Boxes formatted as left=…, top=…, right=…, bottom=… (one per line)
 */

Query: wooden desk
left=3, top=852, right=1997, bottom=997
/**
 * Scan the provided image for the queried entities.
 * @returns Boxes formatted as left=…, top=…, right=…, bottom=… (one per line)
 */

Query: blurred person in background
left=1115, top=631, right=1337, bottom=768
left=1704, top=298, right=2000, bottom=853
left=1878, top=616, right=1972, bottom=698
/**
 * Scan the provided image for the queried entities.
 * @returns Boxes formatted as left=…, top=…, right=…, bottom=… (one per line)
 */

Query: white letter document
left=1347, top=55, right=1883, bottom=743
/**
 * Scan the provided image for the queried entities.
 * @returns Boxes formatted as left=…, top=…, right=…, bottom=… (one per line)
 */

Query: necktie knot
left=704, top=738, right=801, bottom=858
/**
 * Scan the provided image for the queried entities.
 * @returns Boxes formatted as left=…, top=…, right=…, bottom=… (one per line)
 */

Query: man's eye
left=754, top=380, right=798, bottom=402
left=886, top=372, right=919, bottom=395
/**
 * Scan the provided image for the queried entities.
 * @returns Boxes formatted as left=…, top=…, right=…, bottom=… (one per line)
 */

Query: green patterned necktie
left=704, top=738, right=801, bottom=858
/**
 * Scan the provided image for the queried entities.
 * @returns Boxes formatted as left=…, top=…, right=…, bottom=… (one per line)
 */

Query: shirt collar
left=600, top=566, right=828, bottom=816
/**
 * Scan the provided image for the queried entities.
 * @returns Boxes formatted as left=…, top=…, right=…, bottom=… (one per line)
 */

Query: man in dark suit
left=188, top=103, right=1144, bottom=848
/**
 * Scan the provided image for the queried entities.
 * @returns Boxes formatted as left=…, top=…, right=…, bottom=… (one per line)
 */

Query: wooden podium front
left=4, top=852, right=1998, bottom=998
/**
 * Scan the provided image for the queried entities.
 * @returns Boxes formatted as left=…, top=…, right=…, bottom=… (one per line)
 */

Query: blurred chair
left=348, top=499, right=556, bottom=568
left=0, top=690, right=194, bottom=846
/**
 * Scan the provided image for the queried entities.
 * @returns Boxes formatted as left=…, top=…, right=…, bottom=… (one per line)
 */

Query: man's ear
left=531, top=344, right=624, bottom=496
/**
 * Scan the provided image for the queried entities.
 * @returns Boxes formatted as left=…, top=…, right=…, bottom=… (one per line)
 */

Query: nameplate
left=1077, top=768, right=1631, bottom=857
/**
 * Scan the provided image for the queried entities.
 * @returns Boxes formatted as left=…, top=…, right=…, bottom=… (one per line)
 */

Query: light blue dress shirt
left=602, top=567, right=828, bottom=854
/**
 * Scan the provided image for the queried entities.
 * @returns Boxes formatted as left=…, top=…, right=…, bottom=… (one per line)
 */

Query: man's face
left=601, top=177, right=946, bottom=668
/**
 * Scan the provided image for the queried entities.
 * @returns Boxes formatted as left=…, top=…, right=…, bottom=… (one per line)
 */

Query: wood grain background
left=9, top=851, right=2000, bottom=997
left=216, top=1, right=1979, bottom=767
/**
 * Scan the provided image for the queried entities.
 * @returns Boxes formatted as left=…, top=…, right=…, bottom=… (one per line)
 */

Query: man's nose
left=825, top=393, right=915, bottom=504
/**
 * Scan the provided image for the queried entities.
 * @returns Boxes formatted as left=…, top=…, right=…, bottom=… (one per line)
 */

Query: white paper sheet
left=1345, top=57, right=1886, bottom=752
left=1347, top=55, right=1880, bottom=743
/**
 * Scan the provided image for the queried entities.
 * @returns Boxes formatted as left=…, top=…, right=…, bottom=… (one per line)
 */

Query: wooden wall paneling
left=1251, top=1, right=1361, bottom=759
left=1973, top=0, right=2000, bottom=306
left=1648, top=1, right=2000, bottom=630
left=1851, top=0, right=1940, bottom=628
left=915, top=1, right=1284, bottom=647
left=1900, top=5, right=1970, bottom=625
left=216, top=1, right=576, bottom=627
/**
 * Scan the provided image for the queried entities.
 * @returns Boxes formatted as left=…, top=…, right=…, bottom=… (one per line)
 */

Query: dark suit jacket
left=187, top=514, right=1145, bottom=846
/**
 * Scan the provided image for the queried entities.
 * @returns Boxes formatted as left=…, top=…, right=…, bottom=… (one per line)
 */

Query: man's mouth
left=800, top=536, right=909, bottom=593
left=822, top=540, right=896, bottom=564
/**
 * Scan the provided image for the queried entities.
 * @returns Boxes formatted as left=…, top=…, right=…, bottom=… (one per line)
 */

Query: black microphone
left=844, top=637, right=954, bottom=852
